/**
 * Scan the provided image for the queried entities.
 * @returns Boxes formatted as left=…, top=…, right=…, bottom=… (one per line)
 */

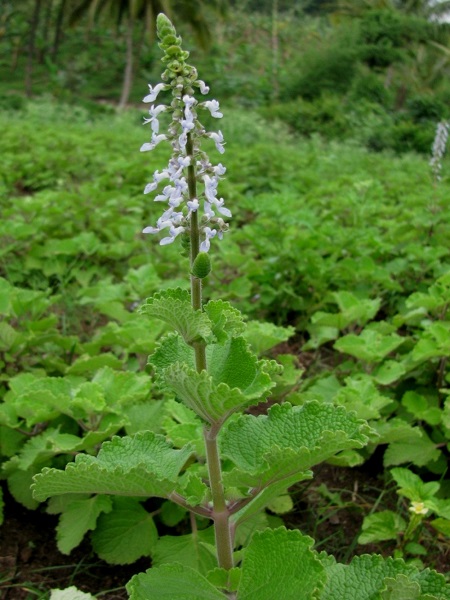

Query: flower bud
left=192, top=252, right=212, bottom=279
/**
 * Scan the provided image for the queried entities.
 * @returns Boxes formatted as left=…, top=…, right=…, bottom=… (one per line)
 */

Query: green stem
left=204, top=425, right=234, bottom=571
left=185, top=131, right=233, bottom=570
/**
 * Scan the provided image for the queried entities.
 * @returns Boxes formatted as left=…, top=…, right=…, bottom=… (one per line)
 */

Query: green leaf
left=358, top=510, right=406, bottom=544
left=221, top=402, right=371, bottom=490
left=127, top=563, right=227, bottom=600
left=431, top=517, right=450, bottom=537
left=204, top=300, right=245, bottom=342
left=66, top=353, right=123, bottom=375
left=7, top=466, right=41, bottom=509
left=152, top=528, right=217, bottom=575
left=390, top=468, right=440, bottom=502
left=334, top=375, right=392, bottom=421
left=56, top=495, right=113, bottom=554
left=243, top=321, right=295, bottom=355
left=334, top=330, right=405, bottom=363
left=164, top=363, right=266, bottom=425
left=373, top=360, right=406, bottom=386
left=384, top=430, right=441, bottom=468
left=140, top=289, right=212, bottom=344
left=50, top=586, right=97, bottom=600
left=379, top=574, right=422, bottom=600
left=32, top=432, right=195, bottom=501
left=237, top=528, right=326, bottom=599
left=401, top=392, right=442, bottom=426
left=92, top=497, right=158, bottom=564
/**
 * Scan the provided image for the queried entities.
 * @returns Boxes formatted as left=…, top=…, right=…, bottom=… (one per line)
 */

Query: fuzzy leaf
left=237, top=528, right=325, bottom=599
left=221, top=402, right=370, bottom=490
left=140, top=289, right=212, bottom=344
left=92, top=497, right=158, bottom=564
left=127, top=563, right=227, bottom=600
left=32, top=432, right=194, bottom=501
left=152, top=528, right=217, bottom=575
left=320, top=554, right=450, bottom=600
left=243, top=321, right=295, bottom=355
left=56, top=495, right=113, bottom=554
left=334, top=330, right=405, bottom=363
left=379, top=574, right=422, bottom=600
left=358, top=510, right=406, bottom=544
left=204, top=299, right=245, bottom=342
left=50, top=586, right=96, bottom=600
left=164, top=363, right=265, bottom=425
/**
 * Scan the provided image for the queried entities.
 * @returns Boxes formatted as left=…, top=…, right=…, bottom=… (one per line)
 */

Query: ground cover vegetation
left=1, top=1, right=450, bottom=598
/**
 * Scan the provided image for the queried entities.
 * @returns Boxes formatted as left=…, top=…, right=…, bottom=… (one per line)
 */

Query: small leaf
left=204, top=300, right=245, bottom=342
left=334, top=330, right=405, bottom=362
left=152, top=528, right=216, bottom=575
left=243, top=321, right=295, bottom=356
left=358, top=510, right=406, bottom=544
left=380, top=574, right=422, bottom=600
left=50, top=586, right=96, bottom=600
left=139, top=288, right=212, bottom=344
left=92, top=497, right=158, bottom=564
left=56, top=495, right=112, bottom=555
left=127, top=563, right=227, bottom=600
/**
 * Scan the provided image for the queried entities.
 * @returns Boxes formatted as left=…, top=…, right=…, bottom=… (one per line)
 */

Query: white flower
left=198, top=80, right=209, bottom=95
left=200, top=227, right=217, bottom=252
left=430, top=120, right=449, bottom=181
left=160, top=225, right=185, bottom=245
left=143, top=104, right=168, bottom=133
left=143, top=83, right=168, bottom=103
left=213, top=163, right=226, bottom=176
left=208, top=131, right=225, bottom=154
left=409, top=501, right=428, bottom=516
left=140, top=134, right=167, bottom=152
left=203, top=100, right=223, bottom=118
left=187, top=198, right=199, bottom=215
left=214, top=198, right=232, bottom=218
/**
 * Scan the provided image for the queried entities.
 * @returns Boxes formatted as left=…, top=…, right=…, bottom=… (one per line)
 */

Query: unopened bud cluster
left=141, top=14, right=231, bottom=252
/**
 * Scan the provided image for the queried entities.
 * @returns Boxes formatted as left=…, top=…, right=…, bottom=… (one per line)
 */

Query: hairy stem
left=204, top=425, right=234, bottom=571
left=186, top=132, right=233, bottom=570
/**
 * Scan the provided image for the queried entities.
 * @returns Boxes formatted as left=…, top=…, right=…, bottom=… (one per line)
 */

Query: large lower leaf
left=32, top=432, right=194, bottom=501
left=127, top=563, right=227, bottom=600
left=237, top=528, right=325, bottom=599
left=221, top=402, right=371, bottom=490
left=320, top=554, right=450, bottom=600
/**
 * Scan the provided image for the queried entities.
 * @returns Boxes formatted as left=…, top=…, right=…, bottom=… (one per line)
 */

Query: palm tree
left=70, top=0, right=216, bottom=109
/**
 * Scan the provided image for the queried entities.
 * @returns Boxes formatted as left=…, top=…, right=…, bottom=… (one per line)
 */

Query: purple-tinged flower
left=208, top=131, right=225, bottom=154
left=143, top=83, right=168, bottom=103
left=198, top=81, right=209, bottom=95
left=160, top=225, right=186, bottom=245
left=200, top=227, right=217, bottom=252
left=203, top=100, right=223, bottom=118
left=140, top=134, right=167, bottom=152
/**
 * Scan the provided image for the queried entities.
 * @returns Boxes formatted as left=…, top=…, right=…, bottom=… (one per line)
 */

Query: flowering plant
left=32, top=15, right=450, bottom=599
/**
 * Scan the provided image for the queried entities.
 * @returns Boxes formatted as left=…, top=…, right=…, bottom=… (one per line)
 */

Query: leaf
left=164, top=363, right=267, bottom=425
left=334, top=330, right=405, bottom=362
left=221, top=402, right=371, bottom=490
left=152, top=528, right=217, bottom=575
left=390, top=467, right=440, bottom=502
left=32, top=432, right=195, bottom=501
left=204, top=299, right=246, bottom=342
left=50, top=586, right=97, bottom=600
left=379, top=574, right=422, bottom=600
left=373, top=360, right=406, bottom=386
left=140, top=289, right=212, bottom=344
left=431, top=517, right=450, bottom=537
left=127, top=563, right=227, bottom=600
left=384, top=430, right=441, bottom=468
left=92, top=498, right=158, bottom=564
left=56, top=495, right=113, bottom=554
left=320, top=554, right=449, bottom=600
left=243, top=321, right=295, bottom=355
left=237, top=528, right=326, bottom=599
left=66, top=353, right=123, bottom=375
left=358, top=510, right=406, bottom=544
